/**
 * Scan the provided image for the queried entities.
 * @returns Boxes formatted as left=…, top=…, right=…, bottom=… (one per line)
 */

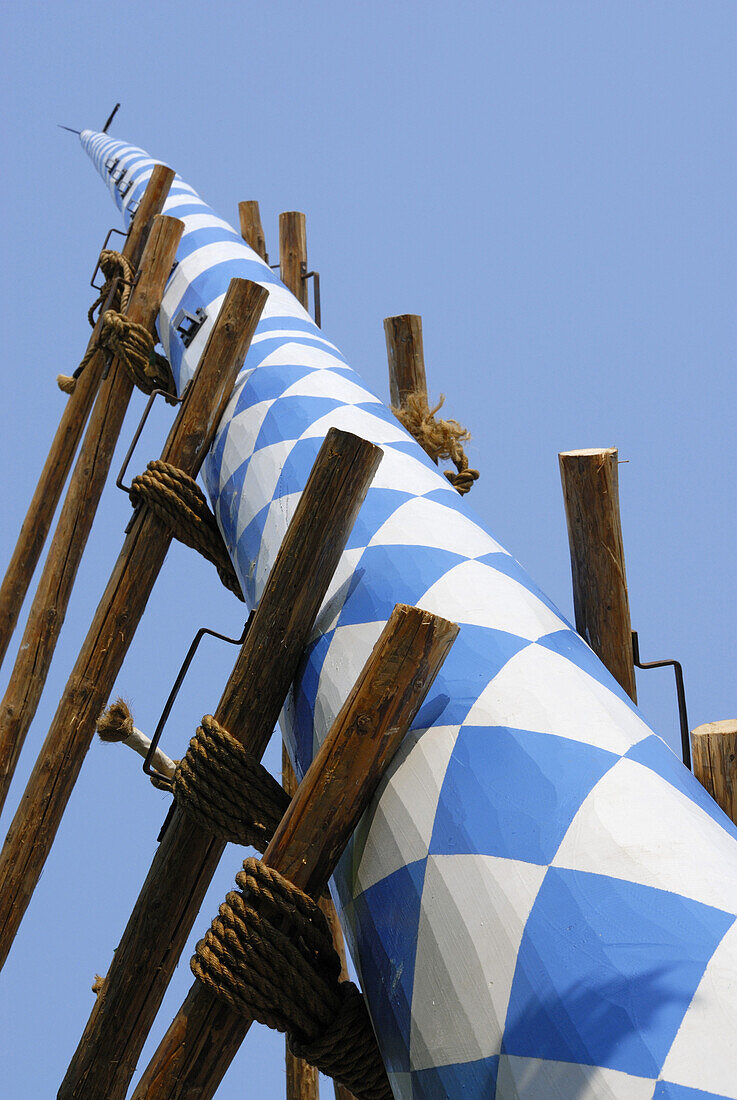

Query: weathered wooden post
left=59, top=429, right=381, bottom=1100
left=0, top=165, right=175, bottom=670
left=239, top=200, right=269, bottom=262
left=0, top=213, right=184, bottom=814
left=0, top=278, right=267, bottom=969
left=691, top=720, right=737, bottom=824
left=384, top=313, right=432, bottom=445
left=280, top=211, right=309, bottom=310
left=558, top=447, right=637, bottom=702
left=131, top=603, right=458, bottom=1100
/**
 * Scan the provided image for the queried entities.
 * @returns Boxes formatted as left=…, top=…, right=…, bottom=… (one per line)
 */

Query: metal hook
left=301, top=263, right=321, bottom=328
left=632, top=631, right=691, bottom=770
left=143, top=613, right=253, bottom=783
left=116, top=384, right=188, bottom=496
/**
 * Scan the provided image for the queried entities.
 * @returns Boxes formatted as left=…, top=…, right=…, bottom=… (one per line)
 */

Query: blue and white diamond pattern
left=83, top=130, right=737, bottom=1099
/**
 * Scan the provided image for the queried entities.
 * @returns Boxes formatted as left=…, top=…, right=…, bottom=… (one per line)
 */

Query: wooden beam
left=239, top=200, right=269, bottom=262
left=0, top=165, right=174, bottom=671
left=279, top=211, right=308, bottom=309
left=0, top=277, right=267, bottom=972
left=384, top=313, right=430, bottom=411
left=691, top=721, right=737, bottom=824
left=558, top=447, right=637, bottom=702
left=131, top=603, right=458, bottom=1100
left=0, top=213, right=184, bottom=817
left=59, top=428, right=382, bottom=1100
left=283, top=749, right=321, bottom=1100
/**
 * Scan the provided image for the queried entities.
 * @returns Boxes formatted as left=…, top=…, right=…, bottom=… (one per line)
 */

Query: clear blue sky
left=1, top=2, right=736, bottom=1096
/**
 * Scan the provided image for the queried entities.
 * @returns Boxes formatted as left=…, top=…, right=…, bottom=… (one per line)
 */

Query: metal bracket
left=143, top=613, right=253, bottom=784
left=116, top=384, right=188, bottom=496
left=119, top=177, right=134, bottom=199
left=90, top=226, right=130, bottom=290
left=127, top=198, right=140, bottom=220
left=173, top=306, right=207, bottom=348
left=104, top=155, right=120, bottom=173
left=632, top=631, right=691, bottom=769
left=301, top=263, right=321, bottom=328
left=268, top=262, right=321, bottom=326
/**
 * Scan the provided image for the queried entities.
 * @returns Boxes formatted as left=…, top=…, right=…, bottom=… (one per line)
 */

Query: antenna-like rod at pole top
left=102, top=103, right=121, bottom=133
left=58, top=125, right=82, bottom=135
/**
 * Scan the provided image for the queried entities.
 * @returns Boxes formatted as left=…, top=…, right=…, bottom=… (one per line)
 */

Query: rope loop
left=168, top=715, right=289, bottom=850
left=88, top=249, right=135, bottom=328
left=192, top=857, right=392, bottom=1100
left=128, top=461, right=244, bottom=600
left=393, top=391, right=480, bottom=495
left=58, top=249, right=137, bottom=394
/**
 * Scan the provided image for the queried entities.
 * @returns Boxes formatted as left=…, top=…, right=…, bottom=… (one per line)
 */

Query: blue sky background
left=1, top=2, right=736, bottom=1096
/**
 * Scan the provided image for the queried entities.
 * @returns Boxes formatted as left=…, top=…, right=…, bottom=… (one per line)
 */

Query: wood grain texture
left=239, top=200, right=268, bottom=262
left=283, top=749, right=321, bottom=1100
left=0, top=214, right=184, bottom=818
left=0, top=165, right=174, bottom=671
left=0, top=278, right=267, bottom=975
left=279, top=211, right=308, bottom=308
left=131, top=603, right=459, bottom=1100
left=692, top=720, right=737, bottom=824
left=559, top=448, right=637, bottom=702
left=384, top=313, right=429, bottom=411
left=59, top=428, right=382, bottom=1100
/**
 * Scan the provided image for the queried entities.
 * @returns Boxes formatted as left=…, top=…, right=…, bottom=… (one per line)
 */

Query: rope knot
left=192, top=857, right=392, bottom=1100
left=168, top=715, right=289, bottom=850
left=392, top=392, right=479, bottom=495
left=58, top=249, right=137, bottom=394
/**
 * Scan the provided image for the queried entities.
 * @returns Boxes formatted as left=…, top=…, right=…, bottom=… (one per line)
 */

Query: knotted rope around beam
left=128, top=461, right=244, bottom=600
left=58, top=249, right=137, bottom=394
left=163, top=715, right=290, bottom=851
left=392, top=392, right=480, bottom=495
left=193, top=858, right=392, bottom=1100
left=58, top=309, right=176, bottom=397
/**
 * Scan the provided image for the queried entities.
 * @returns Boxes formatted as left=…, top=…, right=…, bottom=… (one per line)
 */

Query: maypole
left=60, top=129, right=737, bottom=1098
left=2, top=120, right=737, bottom=1100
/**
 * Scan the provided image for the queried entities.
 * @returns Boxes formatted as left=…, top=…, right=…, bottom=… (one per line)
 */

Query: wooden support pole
left=131, top=603, right=458, bottom=1100
left=0, top=213, right=184, bottom=816
left=558, top=447, right=637, bottom=702
left=239, top=200, right=269, bottom=262
left=384, top=313, right=430, bottom=411
left=279, top=211, right=309, bottom=309
left=0, top=277, right=267, bottom=972
left=0, top=164, right=174, bottom=670
left=59, top=428, right=382, bottom=1100
left=691, top=721, right=737, bottom=824
left=283, top=748, right=321, bottom=1100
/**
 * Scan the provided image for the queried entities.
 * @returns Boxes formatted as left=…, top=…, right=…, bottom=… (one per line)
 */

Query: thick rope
left=58, top=249, right=136, bottom=393
left=165, top=716, right=289, bottom=850
left=128, top=461, right=244, bottom=600
left=58, top=310, right=176, bottom=398
left=392, top=391, right=480, bottom=495
left=193, top=858, right=392, bottom=1100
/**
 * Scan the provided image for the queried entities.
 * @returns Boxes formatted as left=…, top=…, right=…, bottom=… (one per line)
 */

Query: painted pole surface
left=82, top=130, right=737, bottom=1100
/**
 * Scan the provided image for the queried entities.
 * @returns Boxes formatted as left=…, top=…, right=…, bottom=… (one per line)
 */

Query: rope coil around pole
left=128, top=461, right=244, bottom=600
left=164, top=715, right=289, bottom=850
left=58, top=310, right=176, bottom=398
left=58, top=249, right=137, bottom=394
left=192, top=857, right=393, bottom=1100
left=392, top=391, right=480, bottom=495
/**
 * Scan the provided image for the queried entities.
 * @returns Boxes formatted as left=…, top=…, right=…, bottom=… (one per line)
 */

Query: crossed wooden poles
left=0, top=187, right=457, bottom=1099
